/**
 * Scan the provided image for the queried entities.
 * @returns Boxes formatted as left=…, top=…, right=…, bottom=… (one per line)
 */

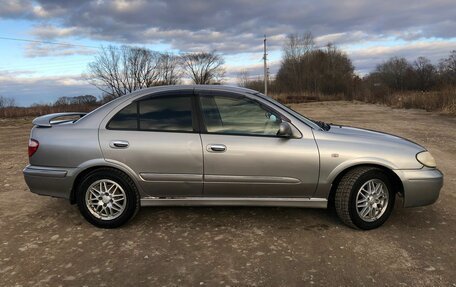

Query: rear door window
left=139, top=96, right=194, bottom=132
left=107, top=102, right=138, bottom=130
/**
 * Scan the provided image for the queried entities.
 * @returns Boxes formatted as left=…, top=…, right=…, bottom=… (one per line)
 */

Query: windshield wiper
left=312, top=120, right=331, bottom=131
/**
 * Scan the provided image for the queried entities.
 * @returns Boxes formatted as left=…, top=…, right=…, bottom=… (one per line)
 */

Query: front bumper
left=394, top=168, right=443, bottom=207
left=23, top=165, right=74, bottom=200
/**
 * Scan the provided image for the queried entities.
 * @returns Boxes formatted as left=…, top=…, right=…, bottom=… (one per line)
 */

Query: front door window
left=200, top=95, right=282, bottom=136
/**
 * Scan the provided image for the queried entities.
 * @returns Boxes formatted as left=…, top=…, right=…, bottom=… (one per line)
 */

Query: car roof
left=131, top=84, right=259, bottom=96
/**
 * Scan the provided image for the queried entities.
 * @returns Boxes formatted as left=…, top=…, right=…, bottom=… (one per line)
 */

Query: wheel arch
left=70, top=163, right=142, bottom=204
left=327, top=163, right=404, bottom=208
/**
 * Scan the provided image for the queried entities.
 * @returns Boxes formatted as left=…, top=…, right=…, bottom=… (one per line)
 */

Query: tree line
left=0, top=94, right=99, bottom=118
left=365, top=53, right=456, bottom=93
left=242, top=33, right=456, bottom=100
left=237, top=33, right=455, bottom=114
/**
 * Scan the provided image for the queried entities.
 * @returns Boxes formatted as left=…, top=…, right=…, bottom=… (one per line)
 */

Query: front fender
left=313, top=157, right=399, bottom=199
left=327, top=157, right=398, bottom=184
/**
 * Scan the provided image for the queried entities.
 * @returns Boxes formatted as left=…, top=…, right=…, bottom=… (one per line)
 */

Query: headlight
left=416, top=151, right=437, bottom=168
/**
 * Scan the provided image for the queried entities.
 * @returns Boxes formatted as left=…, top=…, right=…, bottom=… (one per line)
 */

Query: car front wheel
left=335, top=166, right=395, bottom=230
left=76, top=168, right=140, bottom=228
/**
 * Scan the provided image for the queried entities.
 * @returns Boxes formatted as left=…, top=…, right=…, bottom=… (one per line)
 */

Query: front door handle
left=110, top=140, right=129, bottom=148
left=207, top=144, right=227, bottom=152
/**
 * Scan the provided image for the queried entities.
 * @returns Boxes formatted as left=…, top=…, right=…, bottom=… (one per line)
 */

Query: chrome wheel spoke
left=359, top=190, right=369, bottom=198
left=360, top=206, right=369, bottom=217
left=357, top=201, right=368, bottom=208
left=85, top=179, right=127, bottom=221
left=355, top=179, right=389, bottom=222
left=112, top=192, right=124, bottom=198
left=112, top=201, right=123, bottom=209
left=369, top=207, right=375, bottom=218
left=111, top=204, right=121, bottom=212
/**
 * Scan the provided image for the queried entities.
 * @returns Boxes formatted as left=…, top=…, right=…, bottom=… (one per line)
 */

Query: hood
left=327, top=125, right=424, bottom=150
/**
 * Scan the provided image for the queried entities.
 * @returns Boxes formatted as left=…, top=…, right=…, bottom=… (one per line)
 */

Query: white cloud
left=23, top=42, right=97, bottom=58
left=30, top=25, right=81, bottom=39
left=348, top=39, right=456, bottom=74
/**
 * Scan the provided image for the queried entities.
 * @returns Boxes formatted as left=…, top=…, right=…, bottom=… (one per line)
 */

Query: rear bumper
left=23, top=165, right=74, bottom=200
left=394, top=168, right=443, bottom=207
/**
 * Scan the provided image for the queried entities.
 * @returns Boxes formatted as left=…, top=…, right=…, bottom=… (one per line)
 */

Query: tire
left=335, top=166, right=395, bottom=230
left=76, top=168, right=140, bottom=228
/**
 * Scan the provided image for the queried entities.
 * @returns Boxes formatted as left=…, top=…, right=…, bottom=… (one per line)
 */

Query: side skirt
left=140, top=197, right=327, bottom=208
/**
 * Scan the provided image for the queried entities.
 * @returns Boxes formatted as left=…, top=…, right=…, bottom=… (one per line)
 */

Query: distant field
left=0, top=101, right=455, bottom=286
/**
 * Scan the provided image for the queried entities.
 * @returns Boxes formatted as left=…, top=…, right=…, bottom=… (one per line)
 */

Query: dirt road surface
left=1, top=101, right=455, bottom=286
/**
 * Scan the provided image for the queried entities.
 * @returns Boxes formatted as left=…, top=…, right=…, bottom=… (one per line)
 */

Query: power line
left=0, top=36, right=100, bottom=49
left=0, top=36, right=99, bottom=72
left=0, top=60, right=90, bottom=70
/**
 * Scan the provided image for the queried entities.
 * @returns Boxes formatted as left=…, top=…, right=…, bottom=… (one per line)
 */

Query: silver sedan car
left=23, top=85, right=443, bottom=229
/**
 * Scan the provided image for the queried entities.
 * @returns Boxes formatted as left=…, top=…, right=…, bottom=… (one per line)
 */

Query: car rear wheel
left=335, top=166, right=395, bottom=230
left=76, top=168, right=140, bottom=228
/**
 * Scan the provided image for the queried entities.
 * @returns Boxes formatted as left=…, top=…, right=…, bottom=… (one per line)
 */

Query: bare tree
left=86, top=45, right=162, bottom=98
left=0, top=96, right=16, bottom=108
left=54, top=95, right=97, bottom=106
left=276, top=38, right=354, bottom=96
left=157, top=52, right=182, bottom=85
left=438, top=50, right=456, bottom=86
left=413, top=57, right=436, bottom=91
left=375, top=57, right=413, bottom=91
left=280, top=32, right=316, bottom=93
left=76, top=95, right=98, bottom=105
left=181, top=51, right=225, bottom=84
left=283, top=32, right=315, bottom=61
left=237, top=69, right=250, bottom=87
left=54, top=96, right=72, bottom=106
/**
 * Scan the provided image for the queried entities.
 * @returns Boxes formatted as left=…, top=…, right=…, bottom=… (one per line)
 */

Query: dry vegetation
left=269, top=89, right=456, bottom=115
left=360, top=89, right=456, bottom=115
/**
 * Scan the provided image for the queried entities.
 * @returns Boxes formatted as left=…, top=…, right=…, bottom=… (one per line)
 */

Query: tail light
left=28, top=139, right=39, bottom=157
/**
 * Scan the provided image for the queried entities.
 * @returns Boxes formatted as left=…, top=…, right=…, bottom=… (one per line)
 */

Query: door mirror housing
left=277, top=122, right=293, bottom=137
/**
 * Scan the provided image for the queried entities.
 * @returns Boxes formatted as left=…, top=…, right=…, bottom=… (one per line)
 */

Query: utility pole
left=263, top=35, right=268, bottom=96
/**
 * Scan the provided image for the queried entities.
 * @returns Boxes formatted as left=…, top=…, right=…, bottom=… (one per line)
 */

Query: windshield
left=251, top=92, right=323, bottom=130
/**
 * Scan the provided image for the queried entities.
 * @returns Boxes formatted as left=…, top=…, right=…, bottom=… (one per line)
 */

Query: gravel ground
left=0, top=101, right=455, bottom=286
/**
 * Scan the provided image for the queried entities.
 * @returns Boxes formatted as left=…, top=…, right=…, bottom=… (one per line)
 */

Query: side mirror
left=277, top=122, right=293, bottom=137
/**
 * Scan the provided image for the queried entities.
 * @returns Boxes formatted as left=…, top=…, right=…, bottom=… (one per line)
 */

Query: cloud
left=224, top=59, right=281, bottom=81
left=30, top=24, right=82, bottom=39
left=0, top=73, right=100, bottom=106
left=348, top=40, right=456, bottom=75
left=2, top=0, right=455, bottom=54
left=23, top=42, right=97, bottom=57
left=0, top=0, right=65, bottom=19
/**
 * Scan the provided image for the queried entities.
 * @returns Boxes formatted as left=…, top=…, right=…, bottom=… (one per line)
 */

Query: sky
left=0, top=0, right=455, bottom=106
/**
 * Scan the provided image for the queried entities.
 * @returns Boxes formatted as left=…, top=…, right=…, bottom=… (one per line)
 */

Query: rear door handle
left=207, top=144, right=226, bottom=152
left=110, top=140, right=129, bottom=148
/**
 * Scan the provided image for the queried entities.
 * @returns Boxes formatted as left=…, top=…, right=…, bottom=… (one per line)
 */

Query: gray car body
left=23, top=85, right=443, bottom=208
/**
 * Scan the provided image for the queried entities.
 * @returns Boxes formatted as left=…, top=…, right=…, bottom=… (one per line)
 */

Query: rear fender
left=69, top=159, right=146, bottom=203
